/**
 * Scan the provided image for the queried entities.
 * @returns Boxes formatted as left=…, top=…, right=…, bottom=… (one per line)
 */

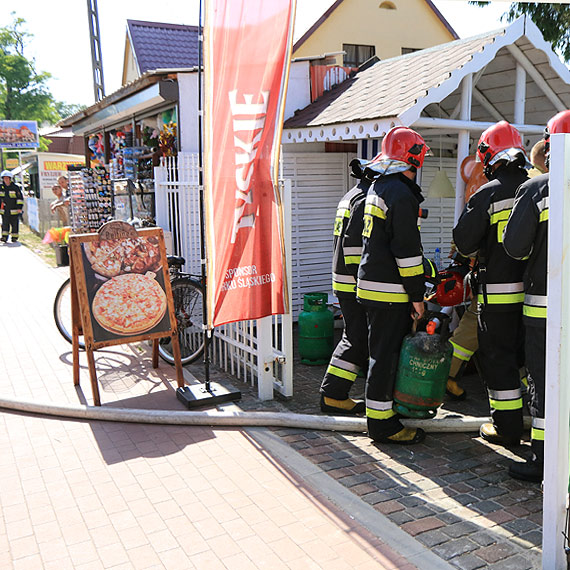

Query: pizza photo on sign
left=80, top=234, right=171, bottom=342
left=92, top=273, right=167, bottom=336
left=83, top=236, right=160, bottom=278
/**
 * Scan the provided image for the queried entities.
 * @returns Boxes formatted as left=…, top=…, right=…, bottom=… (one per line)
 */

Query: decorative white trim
left=283, top=118, right=396, bottom=144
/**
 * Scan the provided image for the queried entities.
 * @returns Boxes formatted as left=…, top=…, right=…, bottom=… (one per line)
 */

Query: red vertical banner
left=203, top=0, right=295, bottom=328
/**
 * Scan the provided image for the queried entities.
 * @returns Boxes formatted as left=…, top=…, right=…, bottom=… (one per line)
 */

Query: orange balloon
left=460, top=155, right=487, bottom=202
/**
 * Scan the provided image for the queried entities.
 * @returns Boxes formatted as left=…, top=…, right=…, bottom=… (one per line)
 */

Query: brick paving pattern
left=0, top=241, right=546, bottom=568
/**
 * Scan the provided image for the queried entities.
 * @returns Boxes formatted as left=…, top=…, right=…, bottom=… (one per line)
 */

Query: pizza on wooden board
left=92, top=273, right=167, bottom=335
left=84, top=236, right=160, bottom=278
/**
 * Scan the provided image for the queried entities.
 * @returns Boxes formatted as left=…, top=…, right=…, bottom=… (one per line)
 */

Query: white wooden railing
left=154, top=153, right=293, bottom=399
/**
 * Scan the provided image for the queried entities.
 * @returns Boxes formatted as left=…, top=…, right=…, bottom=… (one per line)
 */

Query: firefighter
left=357, top=126, right=430, bottom=445
left=503, top=110, right=570, bottom=483
left=320, top=160, right=372, bottom=415
left=453, top=121, right=530, bottom=447
left=0, top=170, right=24, bottom=243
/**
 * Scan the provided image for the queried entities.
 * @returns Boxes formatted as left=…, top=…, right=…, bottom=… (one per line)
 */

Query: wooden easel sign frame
left=69, top=221, right=184, bottom=405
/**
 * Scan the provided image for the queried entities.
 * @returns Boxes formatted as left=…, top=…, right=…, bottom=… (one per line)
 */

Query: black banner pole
left=176, top=0, right=241, bottom=409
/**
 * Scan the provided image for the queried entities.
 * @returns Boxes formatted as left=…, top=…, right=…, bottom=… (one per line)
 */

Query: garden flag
left=204, top=0, right=295, bottom=327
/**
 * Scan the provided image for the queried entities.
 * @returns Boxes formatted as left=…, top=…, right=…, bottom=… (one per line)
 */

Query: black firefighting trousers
left=477, top=309, right=524, bottom=441
left=364, top=304, right=412, bottom=440
left=1, top=214, right=19, bottom=241
left=320, top=296, right=369, bottom=400
left=525, top=324, right=545, bottom=463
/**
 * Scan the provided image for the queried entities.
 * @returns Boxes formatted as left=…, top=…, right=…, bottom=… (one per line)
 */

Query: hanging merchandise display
left=68, top=166, right=113, bottom=233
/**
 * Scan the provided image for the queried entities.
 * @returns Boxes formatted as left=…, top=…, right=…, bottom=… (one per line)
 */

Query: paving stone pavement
left=1, top=240, right=546, bottom=569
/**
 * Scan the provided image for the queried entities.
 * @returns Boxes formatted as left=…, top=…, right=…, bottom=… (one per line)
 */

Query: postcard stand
left=69, top=222, right=184, bottom=406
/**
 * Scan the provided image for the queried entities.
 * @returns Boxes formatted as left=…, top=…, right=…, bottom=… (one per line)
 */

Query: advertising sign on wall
left=0, top=120, right=39, bottom=148
left=203, top=0, right=296, bottom=327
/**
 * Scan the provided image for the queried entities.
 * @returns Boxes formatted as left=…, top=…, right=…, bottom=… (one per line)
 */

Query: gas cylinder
left=393, top=316, right=453, bottom=418
left=298, top=293, right=334, bottom=365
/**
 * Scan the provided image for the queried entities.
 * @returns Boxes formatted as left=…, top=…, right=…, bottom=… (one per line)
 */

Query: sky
left=0, top=1, right=518, bottom=109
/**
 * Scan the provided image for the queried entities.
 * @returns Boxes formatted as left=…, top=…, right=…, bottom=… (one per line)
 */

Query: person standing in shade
left=503, top=110, right=570, bottom=483
left=0, top=170, right=24, bottom=243
left=320, top=159, right=372, bottom=415
left=357, top=126, right=430, bottom=445
left=453, top=121, right=530, bottom=447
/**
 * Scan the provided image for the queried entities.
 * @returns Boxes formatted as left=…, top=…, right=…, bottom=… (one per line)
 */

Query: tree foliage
left=0, top=14, right=78, bottom=126
left=471, top=2, right=570, bottom=61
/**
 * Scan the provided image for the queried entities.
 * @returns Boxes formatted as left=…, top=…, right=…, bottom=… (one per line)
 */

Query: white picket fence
left=154, top=153, right=293, bottom=399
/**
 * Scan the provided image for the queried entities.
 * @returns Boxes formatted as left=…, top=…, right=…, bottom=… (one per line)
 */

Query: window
left=343, top=44, right=376, bottom=68
left=401, top=47, right=421, bottom=55
left=379, top=1, right=396, bottom=9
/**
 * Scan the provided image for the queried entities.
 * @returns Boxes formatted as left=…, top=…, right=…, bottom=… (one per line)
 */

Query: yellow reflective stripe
left=326, top=365, right=357, bottom=382
left=539, top=209, right=549, bottom=222
left=364, top=203, right=386, bottom=220
left=333, top=282, right=356, bottom=293
left=489, top=398, right=523, bottom=411
left=523, top=305, right=547, bottom=318
left=449, top=340, right=474, bottom=361
left=490, top=210, right=511, bottom=225
left=344, top=255, right=361, bottom=265
left=366, top=407, right=396, bottom=420
left=398, top=264, right=423, bottom=277
left=478, top=293, right=524, bottom=304
left=9, top=210, right=20, bottom=214
left=357, top=287, right=409, bottom=303
left=531, top=427, right=545, bottom=441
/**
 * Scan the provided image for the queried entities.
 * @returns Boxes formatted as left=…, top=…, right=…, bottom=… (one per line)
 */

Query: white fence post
left=543, top=132, right=570, bottom=569
left=280, top=178, right=294, bottom=397
left=256, top=316, right=275, bottom=400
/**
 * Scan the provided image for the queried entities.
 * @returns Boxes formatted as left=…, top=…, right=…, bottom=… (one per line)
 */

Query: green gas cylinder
left=393, top=317, right=453, bottom=418
left=299, top=293, right=334, bottom=365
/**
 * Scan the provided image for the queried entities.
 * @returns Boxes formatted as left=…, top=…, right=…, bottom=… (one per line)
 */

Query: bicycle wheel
left=159, top=277, right=205, bottom=365
left=54, top=278, right=86, bottom=350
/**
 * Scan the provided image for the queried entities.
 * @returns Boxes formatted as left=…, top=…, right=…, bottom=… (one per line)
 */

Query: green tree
left=471, top=2, right=570, bottom=61
left=0, top=15, right=59, bottom=125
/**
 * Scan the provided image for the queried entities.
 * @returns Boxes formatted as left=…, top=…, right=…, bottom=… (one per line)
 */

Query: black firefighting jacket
left=332, top=178, right=371, bottom=299
left=453, top=164, right=528, bottom=311
left=357, top=172, right=425, bottom=306
left=503, top=173, right=548, bottom=327
left=0, top=181, right=24, bottom=216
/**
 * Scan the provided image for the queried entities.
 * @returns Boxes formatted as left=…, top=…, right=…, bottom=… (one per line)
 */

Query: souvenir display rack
left=68, top=166, right=114, bottom=233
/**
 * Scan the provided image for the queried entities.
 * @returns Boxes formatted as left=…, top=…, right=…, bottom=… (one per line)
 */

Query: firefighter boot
left=374, top=427, right=426, bottom=445
left=508, top=458, right=543, bottom=483
left=320, top=395, right=365, bottom=416
left=479, top=423, right=521, bottom=447
left=446, top=378, right=466, bottom=401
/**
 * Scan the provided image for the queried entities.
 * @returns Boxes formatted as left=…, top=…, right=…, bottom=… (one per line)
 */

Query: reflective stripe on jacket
left=503, top=173, right=549, bottom=326
left=357, top=172, right=425, bottom=306
left=332, top=179, right=371, bottom=298
left=453, top=164, right=529, bottom=311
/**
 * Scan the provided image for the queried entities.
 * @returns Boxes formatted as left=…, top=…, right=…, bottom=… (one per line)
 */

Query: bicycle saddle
left=167, top=255, right=186, bottom=267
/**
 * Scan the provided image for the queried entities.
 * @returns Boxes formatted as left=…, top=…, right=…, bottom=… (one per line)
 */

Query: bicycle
left=158, top=255, right=205, bottom=365
left=53, top=255, right=205, bottom=366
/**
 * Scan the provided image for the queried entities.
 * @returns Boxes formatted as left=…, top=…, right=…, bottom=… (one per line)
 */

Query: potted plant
left=43, top=227, right=71, bottom=267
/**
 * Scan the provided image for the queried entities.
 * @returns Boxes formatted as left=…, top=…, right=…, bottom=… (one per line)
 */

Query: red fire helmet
left=476, top=121, right=526, bottom=167
left=435, top=270, right=470, bottom=307
left=381, top=126, right=431, bottom=169
left=544, top=110, right=570, bottom=157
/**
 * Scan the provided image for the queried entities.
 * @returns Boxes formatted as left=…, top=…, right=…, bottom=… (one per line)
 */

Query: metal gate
left=154, top=153, right=293, bottom=399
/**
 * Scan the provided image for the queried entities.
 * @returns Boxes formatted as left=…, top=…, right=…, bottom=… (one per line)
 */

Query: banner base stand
left=176, top=383, right=241, bottom=409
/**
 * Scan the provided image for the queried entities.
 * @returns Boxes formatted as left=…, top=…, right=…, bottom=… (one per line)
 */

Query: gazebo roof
left=283, top=16, right=570, bottom=143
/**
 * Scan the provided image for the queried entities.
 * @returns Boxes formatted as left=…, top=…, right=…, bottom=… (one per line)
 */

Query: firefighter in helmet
left=357, top=126, right=430, bottom=444
left=320, top=160, right=372, bottom=415
left=0, top=170, right=24, bottom=243
left=503, top=110, right=570, bottom=483
left=453, top=121, right=530, bottom=447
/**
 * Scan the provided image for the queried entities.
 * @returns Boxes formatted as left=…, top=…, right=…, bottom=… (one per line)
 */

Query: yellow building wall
left=122, top=37, right=140, bottom=86
left=293, top=0, right=456, bottom=62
